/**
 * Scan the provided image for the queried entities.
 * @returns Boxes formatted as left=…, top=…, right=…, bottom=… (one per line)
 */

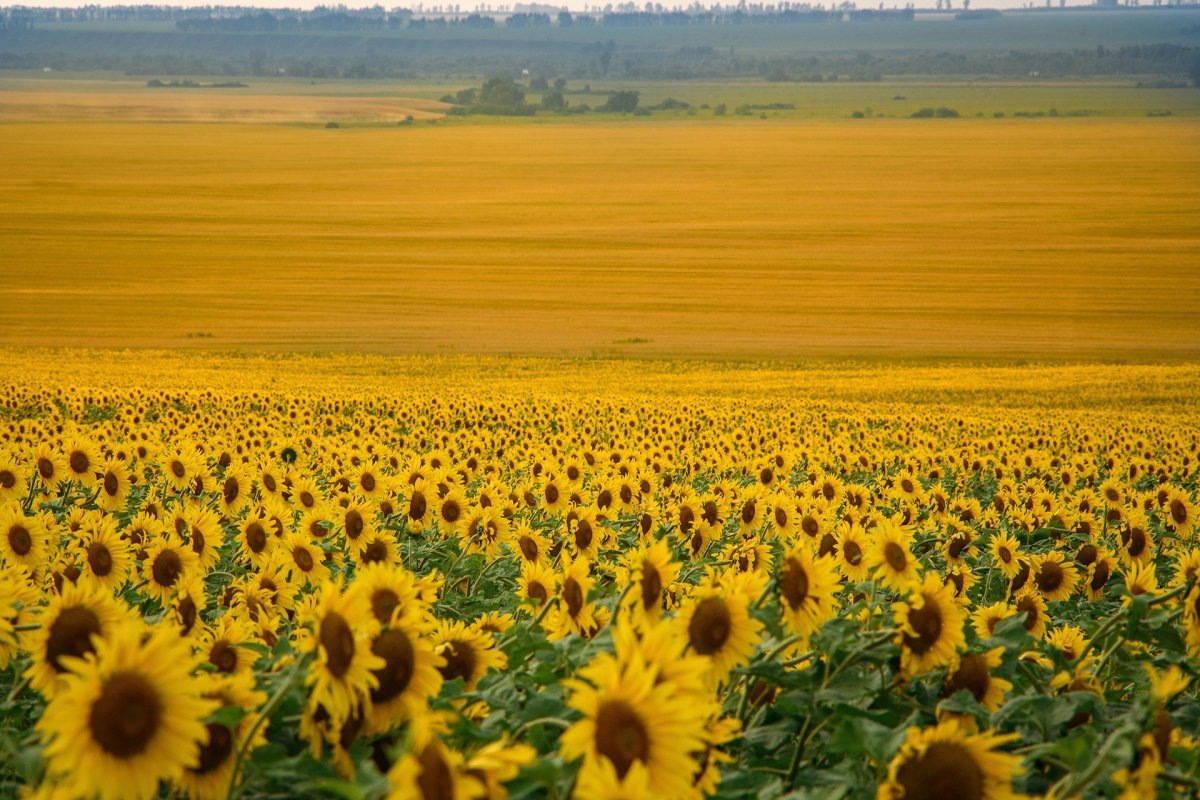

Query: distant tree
left=602, top=90, right=639, bottom=113
left=541, top=90, right=566, bottom=110
left=475, top=76, right=533, bottom=115
left=1191, top=54, right=1200, bottom=88
left=529, top=75, right=549, bottom=91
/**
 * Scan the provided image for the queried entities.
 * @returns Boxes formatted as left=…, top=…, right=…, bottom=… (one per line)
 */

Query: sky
left=4, top=0, right=1113, bottom=10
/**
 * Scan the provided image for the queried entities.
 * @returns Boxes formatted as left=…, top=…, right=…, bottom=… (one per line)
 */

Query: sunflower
left=894, top=573, right=966, bottom=677
left=546, top=554, right=599, bottom=641
left=283, top=529, right=331, bottom=588
left=1121, top=560, right=1159, bottom=603
left=432, top=620, right=506, bottom=691
left=465, top=738, right=538, bottom=800
left=25, top=581, right=131, bottom=696
left=78, top=515, right=133, bottom=593
left=95, top=457, right=132, bottom=512
left=561, top=649, right=706, bottom=799
left=1163, top=488, right=1195, bottom=540
left=734, top=490, right=766, bottom=538
left=355, top=463, right=385, bottom=499
left=402, top=479, right=436, bottom=533
left=776, top=543, right=839, bottom=640
left=878, top=719, right=1021, bottom=800
left=303, top=581, right=384, bottom=728
left=1084, top=547, right=1117, bottom=601
left=988, top=532, right=1022, bottom=580
left=437, top=487, right=469, bottom=536
left=943, top=648, right=1011, bottom=712
left=217, top=465, right=252, bottom=517
left=508, top=523, right=550, bottom=566
left=540, top=474, right=568, bottom=515
left=619, top=538, right=678, bottom=625
left=865, top=518, right=920, bottom=591
left=142, top=536, right=200, bottom=604
left=289, top=475, right=324, bottom=512
left=183, top=506, right=224, bottom=571
left=352, top=531, right=402, bottom=569
left=675, top=578, right=762, bottom=682
left=1045, top=625, right=1088, bottom=662
left=366, top=614, right=444, bottom=734
left=1029, top=550, right=1079, bottom=602
left=176, top=672, right=268, bottom=800
left=970, top=602, right=1012, bottom=640
left=464, top=505, right=509, bottom=560
left=0, top=563, right=37, bottom=668
left=518, top=560, right=556, bottom=608
left=567, top=506, right=603, bottom=561
left=834, top=522, right=870, bottom=583
left=159, top=573, right=200, bottom=638
left=0, top=503, right=48, bottom=575
left=200, top=614, right=258, bottom=676
left=386, top=725, right=483, bottom=800
left=1116, top=511, right=1154, bottom=568
left=161, top=447, right=200, bottom=493
left=33, top=443, right=66, bottom=491
left=38, top=622, right=216, bottom=800
left=235, top=512, right=275, bottom=567
left=1011, top=588, right=1048, bottom=640
left=62, top=436, right=100, bottom=487
left=357, top=562, right=427, bottom=629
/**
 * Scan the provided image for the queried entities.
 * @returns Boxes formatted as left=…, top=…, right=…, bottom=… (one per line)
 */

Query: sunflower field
left=0, top=351, right=1198, bottom=800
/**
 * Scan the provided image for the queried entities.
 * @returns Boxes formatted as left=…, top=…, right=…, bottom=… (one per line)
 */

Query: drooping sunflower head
left=894, top=573, right=966, bottom=678
left=879, top=720, right=1021, bottom=800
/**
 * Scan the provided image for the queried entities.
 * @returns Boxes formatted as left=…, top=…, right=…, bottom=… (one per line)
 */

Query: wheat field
left=2, top=116, right=1197, bottom=358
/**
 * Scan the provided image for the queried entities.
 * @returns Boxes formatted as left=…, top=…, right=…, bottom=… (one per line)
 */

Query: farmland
left=1, top=85, right=1198, bottom=359
left=2, top=8, right=1200, bottom=797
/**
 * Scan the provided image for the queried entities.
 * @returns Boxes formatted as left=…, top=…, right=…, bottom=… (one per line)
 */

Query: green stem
left=226, top=652, right=309, bottom=800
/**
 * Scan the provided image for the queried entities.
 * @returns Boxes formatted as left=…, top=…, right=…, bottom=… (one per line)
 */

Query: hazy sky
left=8, top=0, right=1109, bottom=10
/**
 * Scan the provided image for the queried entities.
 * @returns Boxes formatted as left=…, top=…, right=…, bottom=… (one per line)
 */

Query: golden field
left=2, top=116, right=1198, bottom=358
left=0, top=349, right=1198, bottom=799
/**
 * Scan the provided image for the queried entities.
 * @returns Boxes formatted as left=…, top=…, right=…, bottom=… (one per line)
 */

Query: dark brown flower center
left=641, top=562, right=662, bottom=612
left=7, top=524, right=32, bottom=556
left=69, top=450, right=90, bottom=475
left=319, top=611, right=356, bottom=679
left=223, top=477, right=240, bottom=505
left=678, top=505, right=695, bottom=535
left=574, top=519, right=593, bottom=551
left=345, top=510, right=364, bottom=539
left=1035, top=561, right=1064, bottom=594
left=46, top=605, right=102, bottom=672
left=103, top=471, right=119, bottom=496
left=152, top=548, right=183, bottom=587
left=688, top=597, right=731, bottom=656
left=1170, top=499, right=1187, bottom=526
left=37, top=458, right=55, bottom=480
left=408, top=491, right=427, bottom=521
left=441, top=500, right=461, bottom=524
left=903, top=596, right=943, bottom=656
left=370, top=628, right=415, bottom=703
left=87, top=542, right=113, bottom=577
left=416, top=743, right=454, bottom=800
left=193, top=722, right=233, bottom=775
left=89, top=670, right=162, bottom=758
left=210, top=640, right=239, bottom=673
left=294, top=546, right=314, bottom=572
left=945, top=653, right=989, bottom=703
left=563, top=576, right=585, bottom=617
left=437, top=640, right=477, bottom=684
left=884, top=542, right=908, bottom=572
left=894, top=742, right=984, bottom=800
left=371, top=589, right=400, bottom=624
left=1016, top=595, right=1040, bottom=630
left=594, top=699, right=650, bottom=779
left=779, top=557, right=810, bottom=610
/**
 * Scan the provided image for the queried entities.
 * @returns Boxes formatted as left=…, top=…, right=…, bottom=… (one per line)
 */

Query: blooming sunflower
left=865, top=518, right=920, bottom=591
left=676, top=578, right=762, bottom=682
left=176, top=671, right=268, bottom=800
left=78, top=515, right=133, bottom=594
left=366, top=614, right=444, bottom=734
left=518, top=559, right=557, bottom=608
left=1012, top=588, right=1048, bottom=640
left=235, top=512, right=275, bottom=567
left=942, top=648, right=1011, bottom=712
left=561, top=648, right=706, bottom=798
left=437, top=487, right=469, bottom=536
left=303, top=581, right=384, bottom=728
left=38, top=622, right=216, bottom=800
left=386, top=723, right=483, bottom=800
left=988, top=532, right=1022, bottom=580
left=432, top=619, right=506, bottom=691
left=834, top=521, right=870, bottom=583
left=62, top=436, right=100, bottom=487
left=142, top=536, right=200, bottom=604
left=0, top=503, right=48, bottom=575
left=878, top=719, right=1021, bottom=800
left=775, top=543, right=839, bottom=640
left=282, top=528, right=331, bottom=589
left=546, top=554, right=599, bottom=641
left=1163, top=488, right=1195, bottom=540
left=95, top=457, right=132, bottom=512
left=1029, top=551, right=1079, bottom=602
left=25, top=581, right=131, bottom=697
left=33, top=443, right=66, bottom=491
left=619, top=538, right=679, bottom=625
left=894, top=573, right=966, bottom=677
